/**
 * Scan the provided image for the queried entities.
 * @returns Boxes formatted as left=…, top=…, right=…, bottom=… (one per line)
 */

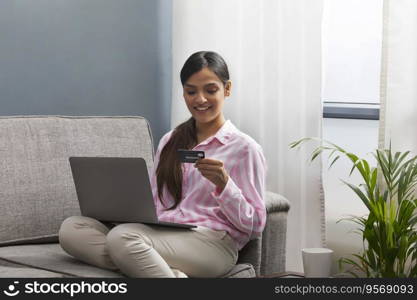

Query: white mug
left=302, top=248, right=333, bottom=277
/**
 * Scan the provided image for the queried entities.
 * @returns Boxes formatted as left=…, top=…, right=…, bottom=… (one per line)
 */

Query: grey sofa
left=0, top=116, right=290, bottom=278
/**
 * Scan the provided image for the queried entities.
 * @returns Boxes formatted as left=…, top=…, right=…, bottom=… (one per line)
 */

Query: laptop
left=68, top=156, right=196, bottom=229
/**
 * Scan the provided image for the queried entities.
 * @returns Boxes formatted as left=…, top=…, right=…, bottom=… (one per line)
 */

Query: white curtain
left=171, top=0, right=324, bottom=272
left=379, top=0, right=417, bottom=152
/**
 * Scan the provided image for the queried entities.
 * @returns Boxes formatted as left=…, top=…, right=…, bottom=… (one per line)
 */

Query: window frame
left=323, top=101, right=380, bottom=120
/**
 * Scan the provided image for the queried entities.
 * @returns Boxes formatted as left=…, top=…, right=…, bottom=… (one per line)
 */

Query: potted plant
left=290, top=138, right=417, bottom=277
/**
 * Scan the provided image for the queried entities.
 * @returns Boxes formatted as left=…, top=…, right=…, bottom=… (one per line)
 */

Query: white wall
left=323, top=118, right=379, bottom=275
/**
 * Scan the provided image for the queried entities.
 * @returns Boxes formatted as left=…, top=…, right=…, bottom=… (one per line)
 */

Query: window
left=322, top=0, right=383, bottom=120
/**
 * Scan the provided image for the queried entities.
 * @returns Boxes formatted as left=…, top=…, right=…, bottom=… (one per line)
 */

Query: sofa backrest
left=0, top=116, right=154, bottom=246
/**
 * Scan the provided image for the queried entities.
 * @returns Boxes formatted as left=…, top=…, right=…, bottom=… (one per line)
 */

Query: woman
left=59, top=51, right=267, bottom=278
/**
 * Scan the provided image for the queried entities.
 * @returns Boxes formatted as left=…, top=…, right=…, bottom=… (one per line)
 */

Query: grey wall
left=0, top=0, right=172, bottom=149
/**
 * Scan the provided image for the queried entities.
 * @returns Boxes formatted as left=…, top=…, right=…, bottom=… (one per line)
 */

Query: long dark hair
left=156, top=51, right=230, bottom=210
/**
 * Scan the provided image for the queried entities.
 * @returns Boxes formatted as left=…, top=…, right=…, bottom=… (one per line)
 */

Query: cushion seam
left=222, top=263, right=254, bottom=277
left=0, top=234, right=58, bottom=247
left=0, top=257, right=77, bottom=277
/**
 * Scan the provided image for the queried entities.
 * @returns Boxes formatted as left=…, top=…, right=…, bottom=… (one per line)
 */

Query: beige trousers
left=58, top=216, right=238, bottom=278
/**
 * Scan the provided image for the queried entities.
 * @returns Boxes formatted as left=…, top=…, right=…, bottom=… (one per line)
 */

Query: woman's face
left=183, top=67, right=231, bottom=126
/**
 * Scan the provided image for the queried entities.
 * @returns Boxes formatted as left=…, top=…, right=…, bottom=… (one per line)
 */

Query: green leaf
left=370, top=168, right=377, bottom=196
left=289, top=137, right=320, bottom=149
left=328, top=155, right=340, bottom=170
left=310, top=147, right=324, bottom=161
left=342, top=180, right=373, bottom=212
left=289, top=138, right=309, bottom=149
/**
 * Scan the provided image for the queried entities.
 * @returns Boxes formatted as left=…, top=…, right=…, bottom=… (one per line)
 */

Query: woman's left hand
left=194, top=158, right=229, bottom=193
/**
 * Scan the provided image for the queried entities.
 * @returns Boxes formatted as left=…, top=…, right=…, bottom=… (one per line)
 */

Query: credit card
left=177, top=149, right=205, bottom=163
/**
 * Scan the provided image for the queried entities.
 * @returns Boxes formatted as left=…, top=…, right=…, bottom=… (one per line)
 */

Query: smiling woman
left=154, top=51, right=267, bottom=244
left=59, top=51, right=268, bottom=278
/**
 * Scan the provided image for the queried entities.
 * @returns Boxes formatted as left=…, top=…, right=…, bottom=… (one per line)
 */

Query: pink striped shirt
left=149, top=120, right=267, bottom=250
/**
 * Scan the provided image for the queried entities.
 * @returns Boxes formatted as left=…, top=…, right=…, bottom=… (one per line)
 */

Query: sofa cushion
left=0, top=116, right=154, bottom=246
left=0, top=267, right=67, bottom=278
left=0, top=259, right=68, bottom=278
left=0, top=244, right=124, bottom=278
left=0, top=243, right=255, bottom=278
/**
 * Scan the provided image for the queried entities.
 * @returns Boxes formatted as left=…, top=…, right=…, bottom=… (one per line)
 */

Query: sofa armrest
left=237, top=191, right=290, bottom=276
left=260, top=191, right=290, bottom=276
left=265, top=191, right=290, bottom=214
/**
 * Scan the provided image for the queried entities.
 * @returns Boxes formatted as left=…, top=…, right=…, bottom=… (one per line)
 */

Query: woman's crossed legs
left=58, top=216, right=238, bottom=278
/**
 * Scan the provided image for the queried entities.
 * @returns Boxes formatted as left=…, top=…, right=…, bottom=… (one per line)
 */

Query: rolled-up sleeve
left=211, top=144, right=267, bottom=239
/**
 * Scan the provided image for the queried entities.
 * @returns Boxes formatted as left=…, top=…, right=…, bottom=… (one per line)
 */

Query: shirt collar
left=211, top=119, right=236, bottom=145
left=195, top=119, right=237, bottom=147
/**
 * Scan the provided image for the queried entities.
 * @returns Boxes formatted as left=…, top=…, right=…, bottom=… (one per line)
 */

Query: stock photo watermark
left=2, top=280, right=128, bottom=297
